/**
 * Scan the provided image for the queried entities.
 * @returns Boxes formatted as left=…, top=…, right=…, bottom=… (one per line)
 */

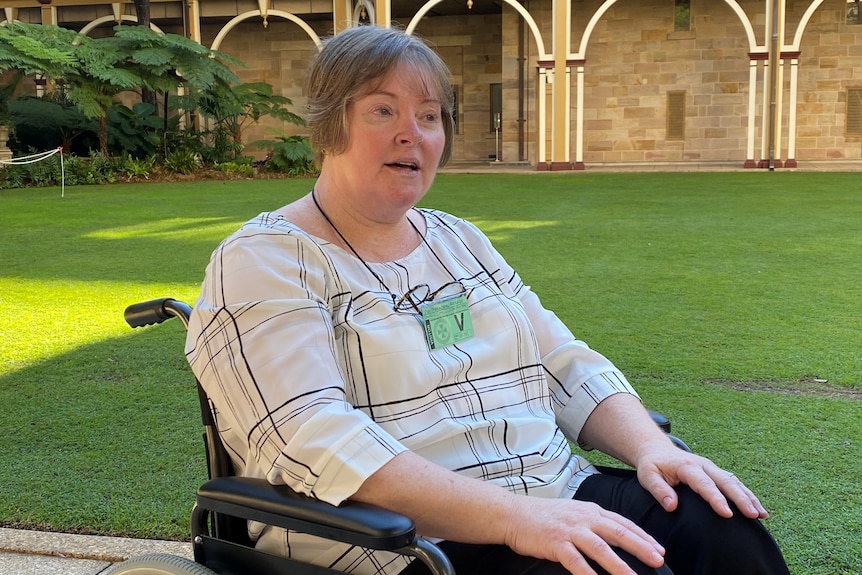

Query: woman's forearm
left=350, top=450, right=518, bottom=544
left=350, top=448, right=667, bottom=574
left=577, top=393, right=675, bottom=469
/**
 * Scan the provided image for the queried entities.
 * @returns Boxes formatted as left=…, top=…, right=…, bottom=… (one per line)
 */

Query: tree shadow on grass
left=0, top=322, right=204, bottom=540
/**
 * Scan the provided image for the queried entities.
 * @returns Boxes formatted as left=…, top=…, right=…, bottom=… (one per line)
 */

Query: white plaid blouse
left=185, top=208, right=638, bottom=574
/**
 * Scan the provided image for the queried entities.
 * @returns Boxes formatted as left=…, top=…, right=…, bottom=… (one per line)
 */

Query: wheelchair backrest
left=124, top=298, right=253, bottom=546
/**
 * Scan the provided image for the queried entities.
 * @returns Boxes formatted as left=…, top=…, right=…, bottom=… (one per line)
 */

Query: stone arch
left=574, top=0, right=758, bottom=58
left=570, top=0, right=761, bottom=168
left=78, top=15, right=163, bottom=37
left=210, top=11, right=321, bottom=52
left=784, top=0, right=828, bottom=166
left=352, top=0, right=376, bottom=26
left=791, top=0, right=827, bottom=50
left=405, top=0, right=548, bottom=59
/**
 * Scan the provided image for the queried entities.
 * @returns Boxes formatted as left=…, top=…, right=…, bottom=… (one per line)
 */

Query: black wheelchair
left=107, top=297, right=689, bottom=575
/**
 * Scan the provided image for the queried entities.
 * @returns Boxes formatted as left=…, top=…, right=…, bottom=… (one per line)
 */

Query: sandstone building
left=3, top=0, right=861, bottom=170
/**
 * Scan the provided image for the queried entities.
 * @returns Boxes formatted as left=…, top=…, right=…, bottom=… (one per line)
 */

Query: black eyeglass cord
left=310, top=188, right=461, bottom=300
left=406, top=216, right=458, bottom=283
left=311, top=188, right=396, bottom=298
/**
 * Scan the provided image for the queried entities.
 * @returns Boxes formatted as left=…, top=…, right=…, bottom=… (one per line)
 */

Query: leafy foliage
left=250, top=132, right=316, bottom=176
left=162, top=149, right=200, bottom=174
left=176, top=81, right=305, bottom=162
left=106, top=102, right=166, bottom=158
left=214, top=160, right=254, bottom=177
left=0, top=23, right=307, bottom=166
left=8, top=94, right=98, bottom=153
left=0, top=24, right=78, bottom=77
left=0, top=70, right=23, bottom=124
left=119, top=153, right=157, bottom=180
left=60, top=152, right=117, bottom=185
left=0, top=22, right=240, bottom=153
left=109, top=25, right=241, bottom=93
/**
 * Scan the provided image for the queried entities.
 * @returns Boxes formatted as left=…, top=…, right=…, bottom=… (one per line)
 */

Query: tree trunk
left=132, top=0, right=150, bottom=29
left=133, top=0, right=159, bottom=110
left=99, top=115, right=108, bottom=156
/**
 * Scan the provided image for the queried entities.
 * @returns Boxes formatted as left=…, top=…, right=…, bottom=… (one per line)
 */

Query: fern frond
left=110, top=25, right=163, bottom=45
left=0, top=34, right=77, bottom=75
left=98, top=67, right=140, bottom=89
left=65, top=86, right=111, bottom=119
left=131, top=47, right=174, bottom=67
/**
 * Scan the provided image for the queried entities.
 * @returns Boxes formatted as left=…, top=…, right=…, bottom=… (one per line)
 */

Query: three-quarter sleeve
left=185, top=221, right=406, bottom=505
left=453, top=217, right=640, bottom=447
left=517, top=288, right=640, bottom=446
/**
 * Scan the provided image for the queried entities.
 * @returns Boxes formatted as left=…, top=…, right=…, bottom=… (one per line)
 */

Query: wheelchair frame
left=110, top=297, right=688, bottom=575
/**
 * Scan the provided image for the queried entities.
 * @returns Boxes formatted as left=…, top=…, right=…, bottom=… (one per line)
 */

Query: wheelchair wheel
left=104, top=553, right=217, bottom=575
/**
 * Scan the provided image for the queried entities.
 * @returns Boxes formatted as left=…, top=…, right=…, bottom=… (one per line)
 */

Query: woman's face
left=323, top=63, right=447, bottom=221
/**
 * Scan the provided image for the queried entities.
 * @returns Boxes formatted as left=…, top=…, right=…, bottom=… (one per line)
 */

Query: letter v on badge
left=421, top=294, right=474, bottom=350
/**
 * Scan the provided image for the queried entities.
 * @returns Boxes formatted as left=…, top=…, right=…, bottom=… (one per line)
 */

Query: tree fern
left=1, top=21, right=285, bottom=157
left=0, top=31, right=77, bottom=76
left=2, top=23, right=242, bottom=152
left=130, top=47, right=174, bottom=67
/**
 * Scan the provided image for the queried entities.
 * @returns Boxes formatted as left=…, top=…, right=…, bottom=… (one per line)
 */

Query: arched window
left=848, top=0, right=861, bottom=25
left=674, top=0, right=691, bottom=32
left=846, top=88, right=862, bottom=137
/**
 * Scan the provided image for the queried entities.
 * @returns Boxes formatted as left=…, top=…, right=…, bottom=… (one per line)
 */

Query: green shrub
left=250, top=133, right=317, bottom=177
left=86, top=150, right=118, bottom=184
left=214, top=161, right=253, bottom=177
left=119, top=154, right=157, bottom=180
left=52, top=151, right=118, bottom=186
left=163, top=149, right=200, bottom=175
left=161, top=128, right=204, bottom=155
left=0, top=164, right=27, bottom=188
left=107, top=103, right=164, bottom=158
left=60, top=154, right=88, bottom=186
left=0, top=151, right=63, bottom=188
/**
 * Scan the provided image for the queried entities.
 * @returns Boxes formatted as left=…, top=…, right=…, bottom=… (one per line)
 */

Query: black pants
left=401, top=468, right=790, bottom=575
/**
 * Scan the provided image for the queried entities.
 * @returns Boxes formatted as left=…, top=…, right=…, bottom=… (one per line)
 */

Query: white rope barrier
left=0, top=147, right=65, bottom=197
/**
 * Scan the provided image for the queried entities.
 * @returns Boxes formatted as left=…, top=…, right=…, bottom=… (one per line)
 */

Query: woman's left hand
left=633, top=439, right=769, bottom=520
left=578, top=394, right=770, bottom=521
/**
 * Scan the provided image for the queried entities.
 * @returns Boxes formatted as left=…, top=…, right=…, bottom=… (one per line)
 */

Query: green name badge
left=421, top=294, right=474, bottom=350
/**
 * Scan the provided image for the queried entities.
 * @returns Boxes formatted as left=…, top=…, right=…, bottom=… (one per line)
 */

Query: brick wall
left=796, top=2, right=862, bottom=160
left=200, top=19, right=324, bottom=160
left=571, top=0, right=753, bottom=164
left=21, top=0, right=862, bottom=167
left=413, top=14, right=504, bottom=162
left=564, top=0, right=862, bottom=166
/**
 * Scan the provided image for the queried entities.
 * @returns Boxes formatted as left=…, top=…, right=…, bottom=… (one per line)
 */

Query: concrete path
left=0, top=527, right=192, bottom=574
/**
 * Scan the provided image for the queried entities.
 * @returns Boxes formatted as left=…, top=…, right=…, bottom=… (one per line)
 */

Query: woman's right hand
left=502, top=495, right=666, bottom=575
left=354, top=452, right=664, bottom=575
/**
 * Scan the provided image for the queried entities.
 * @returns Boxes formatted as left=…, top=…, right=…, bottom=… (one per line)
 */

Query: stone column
left=375, top=0, right=390, bottom=27
left=0, top=125, right=12, bottom=163
left=333, top=0, right=351, bottom=33
left=549, top=0, right=572, bottom=170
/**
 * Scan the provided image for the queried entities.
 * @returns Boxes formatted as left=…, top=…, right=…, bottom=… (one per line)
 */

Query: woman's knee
left=663, top=486, right=789, bottom=575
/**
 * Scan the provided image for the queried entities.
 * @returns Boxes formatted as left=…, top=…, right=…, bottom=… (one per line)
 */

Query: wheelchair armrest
left=196, top=476, right=416, bottom=550
left=648, top=409, right=691, bottom=452
left=648, top=409, right=671, bottom=433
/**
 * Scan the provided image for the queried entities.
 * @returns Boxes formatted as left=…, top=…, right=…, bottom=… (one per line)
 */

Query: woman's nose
left=397, top=116, right=423, bottom=146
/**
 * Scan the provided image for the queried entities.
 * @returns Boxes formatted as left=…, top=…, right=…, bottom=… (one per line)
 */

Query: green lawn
left=1, top=173, right=860, bottom=574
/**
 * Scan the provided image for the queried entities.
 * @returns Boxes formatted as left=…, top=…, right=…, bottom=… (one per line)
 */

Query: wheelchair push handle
left=124, top=298, right=192, bottom=329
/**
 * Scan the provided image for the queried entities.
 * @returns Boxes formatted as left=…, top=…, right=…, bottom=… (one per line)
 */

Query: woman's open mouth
left=386, top=161, right=419, bottom=172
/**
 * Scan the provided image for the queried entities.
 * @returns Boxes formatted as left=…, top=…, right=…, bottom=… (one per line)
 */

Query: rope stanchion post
left=0, top=146, right=66, bottom=197
left=59, top=147, right=64, bottom=198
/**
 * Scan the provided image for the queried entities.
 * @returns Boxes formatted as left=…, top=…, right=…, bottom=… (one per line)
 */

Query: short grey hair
left=306, top=25, right=455, bottom=167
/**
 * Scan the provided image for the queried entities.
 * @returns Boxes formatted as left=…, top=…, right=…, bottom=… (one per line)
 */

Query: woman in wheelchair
left=185, top=25, right=790, bottom=575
